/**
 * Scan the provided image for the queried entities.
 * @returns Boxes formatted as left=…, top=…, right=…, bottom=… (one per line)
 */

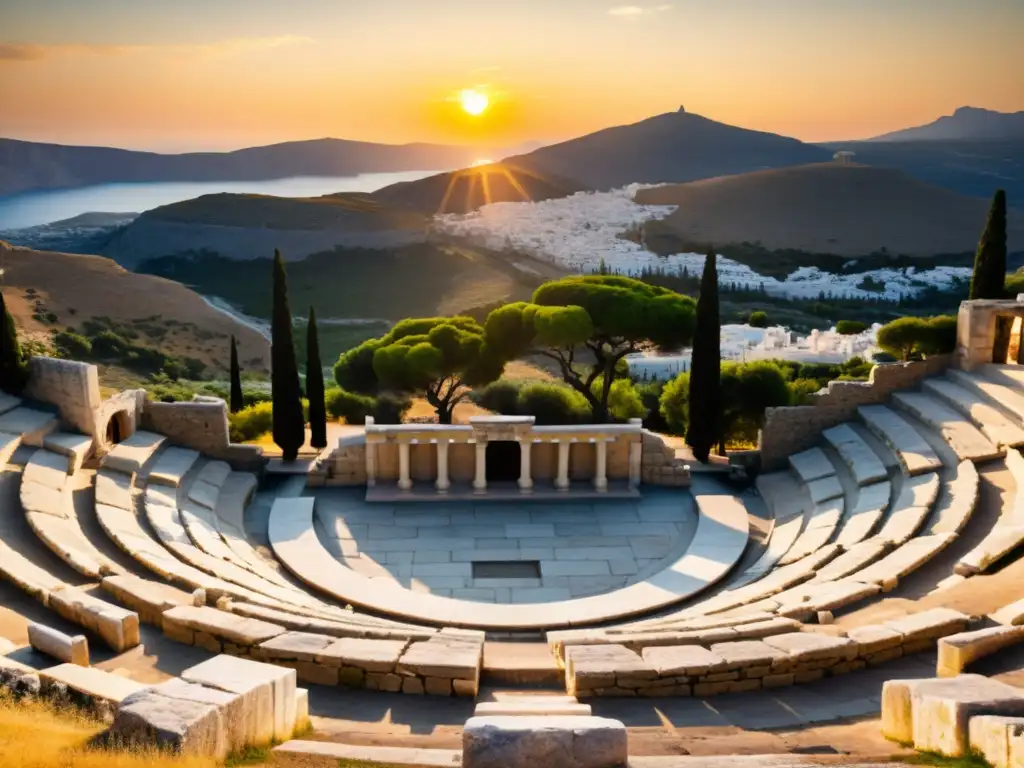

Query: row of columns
left=383, top=438, right=641, bottom=494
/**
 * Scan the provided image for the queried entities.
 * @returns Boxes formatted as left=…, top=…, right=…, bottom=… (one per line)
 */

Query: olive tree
left=334, top=316, right=503, bottom=424
left=485, top=276, right=696, bottom=422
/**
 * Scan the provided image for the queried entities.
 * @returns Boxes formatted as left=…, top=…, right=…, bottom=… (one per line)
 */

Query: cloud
left=608, top=4, right=672, bottom=17
left=0, top=36, right=314, bottom=64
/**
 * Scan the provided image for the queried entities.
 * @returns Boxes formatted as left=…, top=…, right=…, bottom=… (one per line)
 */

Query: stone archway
left=104, top=410, right=130, bottom=446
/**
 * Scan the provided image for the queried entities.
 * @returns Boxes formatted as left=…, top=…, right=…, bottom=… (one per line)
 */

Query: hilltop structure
left=1, top=298, right=1024, bottom=766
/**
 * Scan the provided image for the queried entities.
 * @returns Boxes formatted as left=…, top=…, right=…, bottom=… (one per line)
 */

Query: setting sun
left=459, top=89, right=489, bottom=116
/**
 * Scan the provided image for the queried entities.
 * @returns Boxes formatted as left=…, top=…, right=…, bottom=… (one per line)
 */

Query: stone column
left=435, top=440, right=450, bottom=493
left=473, top=441, right=487, bottom=493
left=398, top=441, right=412, bottom=491
left=594, top=439, right=608, bottom=492
left=518, top=440, right=533, bottom=492
left=556, top=441, right=571, bottom=491
left=628, top=438, right=642, bottom=489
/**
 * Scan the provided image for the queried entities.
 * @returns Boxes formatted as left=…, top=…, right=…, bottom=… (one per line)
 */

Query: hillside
left=0, top=240, right=269, bottom=379
left=370, top=161, right=587, bottom=214
left=634, top=163, right=1024, bottom=257
left=869, top=106, right=1024, bottom=142
left=101, top=192, right=430, bottom=266
left=502, top=109, right=831, bottom=190
left=0, top=137, right=483, bottom=198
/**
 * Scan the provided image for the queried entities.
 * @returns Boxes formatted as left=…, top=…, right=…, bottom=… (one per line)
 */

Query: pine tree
left=0, top=291, right=26, bottom=394
left=969, top=189, right=1008, bottom=300
left=686, top=250, right=722, bottom=463
left=228, top=335, right=243, bottom=413
left=305, top=306, right=327, bottom=450
left=271, top=250, right=305, bottom=461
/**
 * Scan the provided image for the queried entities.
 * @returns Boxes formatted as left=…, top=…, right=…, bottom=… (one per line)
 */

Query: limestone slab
left=881, top=675, right=989, bottom=744
left=822, top=423, right=888, bottom=485
left=762, top=632, right=857, bottom=662
left=788, top=447, right=835, bottom=483
left=316, top=637, right=409, bottom=671
left=937, top=625, right=1024, bottom=677
left=858, top=404, right=942, bottom=475
left=163, top=605, right=285, bottom=647
left=95, top=469, right=134, bottom=510
left=992, top=599, right=1024, bottom=627
left=48, top=587, right=140, bottom=652
left=398, top=639, right=482, bottom=680
left=892, top=391, right=1001, bottom=462
left=885, top=607, right=970, bottom=642
left=708, top=640, right=787, bottom=669
left=641, top=645, right=726, bottom=676
left=182, top=654, right=297, bottom=744
left=147, top=447, right=201, bottom=487
left=188, top=480, right=221, bottom=510
left=40, top=663, right=148, bottom=707
left=28, top=622, right=88, bottom=666
left=43, top=432, right=93, bottom=472
left=463, top=715, right=627, bottom=768
left=924, top=376, right=1024, bottom=449
left=23, top=449, right=70, bottom=490
left=112, top=687, right=227, bottom=758
left=101, top=574, right=194, bottom=625
left=475, top=701, right=593, bottom=716
left=806, top=475, right=843, bottom=504
left=0, top=407, right=58, bottom=446
left=102, top=430, right=166, bottom=475
left=969, top=715, right=1024, bottom=768
left=257, top=631, right=334, bottom=663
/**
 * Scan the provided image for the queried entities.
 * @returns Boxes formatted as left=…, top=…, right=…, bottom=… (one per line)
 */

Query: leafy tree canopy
left=485, top=276, right=695, bottom=421
left=334, top=316, right=503, bottom=423
left=876, top=315, right=956, bottom=361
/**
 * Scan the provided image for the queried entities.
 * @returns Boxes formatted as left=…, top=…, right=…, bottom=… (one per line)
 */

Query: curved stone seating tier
left=822, top=423, right=888, bottom=486
left=806, top=474, right=843, bottom=504
left=0, top=392, right=21, bottom=415
left=0, top=432, right=21, bottom=467
left=144, top=446, right=200, bottom=488
left=956, top=449, right=1024, bottom=576
left=788, top=447, right=835, bottom=484
left=858, top=405, right=942, bottom=475
left=946, top=369, right=1024, bottom=426
left=188, top=460, right=231, bottom=509
left=0, top=406, right=59, bottom=447
left=923, top=460, right=980, bottom=537
left=21, top=449, right=125, bottom=579
left=562, top=608, right=970, bottom=698
left=101, top=430, right=166, bottom=476
left=778, top=498, right=843, bottom=566
left=833, top=480, right=891, bottom=547
left=891, top=391, right=1002, bottom=463
left=922, top=377, right=1024, bottom=449
left=729, top=510, right=803, bottom=589
left=268, top=495, right=750, bottom=630
left=872, top=472, right=940, bottom=547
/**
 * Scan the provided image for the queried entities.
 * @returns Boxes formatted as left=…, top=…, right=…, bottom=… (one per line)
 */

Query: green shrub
left=90, top=330, right=130, bottom=358
left=516, top=382, right=589, bottom=425
left=747, top=310, right=768, bottom=328
left=920, top=315, right=957, bottom=356
left=835, top=319, right=868, bottom=335
left=325, top=388, right=376, bottom=424
left=52, top=331, right=92, bottom=359
left=229, top=401, right=274, bottom=442
left=659, top=372, right=690, bottom=435
left=876, top=315, right=956, bottom=361
left=789, top=377, right=824, bottom=405
left=592, top=377, right=646, bottom=422
left=472, top=380, right=523, bottom=415
left=371, top=392, right=410, bottom=424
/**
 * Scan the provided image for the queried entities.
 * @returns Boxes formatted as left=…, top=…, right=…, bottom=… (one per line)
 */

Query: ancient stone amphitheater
left=2, top=299, right=1024, bottom=768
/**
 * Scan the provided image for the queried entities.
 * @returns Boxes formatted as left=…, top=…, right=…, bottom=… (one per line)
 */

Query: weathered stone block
left=28, top=623, right=88, bottom=666
left=463, top=715, right=627, bottom=768
left=914, top=676, right=1024, bottom=756
left=937, top=625, right=1024, bottom=677
left=969, top=715, right=1024, bottom=768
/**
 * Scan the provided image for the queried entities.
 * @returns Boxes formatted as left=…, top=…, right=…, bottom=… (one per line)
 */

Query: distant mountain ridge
left=502, top=109, right=832, bottom=190
left=868, top=106, right=1024, bottom=142
left=0, top=137, right=498, bottom=198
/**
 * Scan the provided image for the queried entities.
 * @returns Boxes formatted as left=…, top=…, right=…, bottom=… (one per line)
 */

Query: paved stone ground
left=260, top=486, right=702, bottom=602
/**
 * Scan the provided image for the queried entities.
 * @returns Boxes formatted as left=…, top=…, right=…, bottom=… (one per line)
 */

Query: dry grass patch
left=0, top=691, right=219, bottom=768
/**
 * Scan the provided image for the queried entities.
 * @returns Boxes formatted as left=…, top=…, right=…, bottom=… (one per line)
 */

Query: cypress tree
left=969, top=189, right=1008, bottom=299
left=271, top=250, right=305, bottom=461
left=305, top=306, right=327, bottom=450
left=229, top=335, right=243, bottom=413
left=0, top=291, right=26, bottom=394
left=686, top=250, right=722, bottom=463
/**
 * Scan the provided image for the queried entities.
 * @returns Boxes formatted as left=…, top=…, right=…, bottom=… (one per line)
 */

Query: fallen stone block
left=100, top=574, right=194, bottom=627
left=992, top=599, right=1024, bottom=627
left=28, top=622, right=88, bottom=666
left=463, top=715, right=627, bottom=768
left=969, top=715, right=1024, bottom=768
left=914, top=675, right=1024, bottom=756
left=474, top=701, right=593, bottom=717
left=39, top=663, right=148, bottom=720
left=882, top=676, right=990, bottom=744
left=182, top=654, right=297, bottom=744
left=49, top=587, right=140, bottom=652
left=111, top=685, right=227, bottom=758
left=938, top=625, right=1024, bottom=677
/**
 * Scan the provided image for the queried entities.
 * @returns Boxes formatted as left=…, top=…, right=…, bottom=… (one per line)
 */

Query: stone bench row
left=160, top=605, right=484, bottom=697
left=822, top=423, right=888, bottom=486
left=268, top=494, right=750, bottom=630
left=858, top=404, right=943, bottom=476
left=101, top=430, right=166, bottom=476
left=892, top=391, right=1002, bottom=463
left=956, top=448, right=1024, bottom=575
left=563, top=608, right=970, bottom=698
left=923, top=375, right=1024, bottom=450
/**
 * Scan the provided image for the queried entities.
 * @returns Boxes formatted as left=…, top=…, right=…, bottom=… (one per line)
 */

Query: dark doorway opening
left=105, top=412, right=127, bottom=445
left=472, top=561, right=541, bottom=579
left=486, top=440, right=521, bottom=482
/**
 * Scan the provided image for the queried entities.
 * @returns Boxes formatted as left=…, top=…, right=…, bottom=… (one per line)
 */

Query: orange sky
left=1, top=0, right=1022, bottom=152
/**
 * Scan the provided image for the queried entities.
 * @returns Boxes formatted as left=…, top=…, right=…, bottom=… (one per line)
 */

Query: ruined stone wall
left=140, top=397, right=262, bottom=470
left=759, top=355, right=952, bottom=470
left=309, top=435, right=367, bottom=487
left=24, top=357, right=102, bottom=436
left=641, top=431, right=691, bottom=487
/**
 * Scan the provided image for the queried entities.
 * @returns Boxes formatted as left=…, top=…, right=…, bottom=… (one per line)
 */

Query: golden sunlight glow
left=459, top=89, right=489, bottom=116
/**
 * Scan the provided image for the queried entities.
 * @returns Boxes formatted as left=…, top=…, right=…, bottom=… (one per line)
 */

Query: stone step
left=923, top=377, right=1024, bottom=448
left=0, top=406, right=59, bottom=447
left=464, top=715, right=627, bottom=768
left=40, top=663, right=149, bottom=716
left=42, top=432, right=94, bottom=473
left=474, top=701, right=593, bottom=716
left=271, top=740, right=460, bottom=768
left=102, top=430, right=166, bottom=475
left=821, top=423, right=888, bottom=486
left=858, top=405, right=943, bottom=475
left=937, top=624, right=1024, bottom=677
left=834, top=481, right=891, bottom=548
left=891, top=391, right=1002, bottom=462
left=947, top=369, right=1024, bottom=427
left=0, top=392, right=21, bottom=416
left=788, top=447, right=835, bottom=484
left=145, top=446, right=201, bottom=488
